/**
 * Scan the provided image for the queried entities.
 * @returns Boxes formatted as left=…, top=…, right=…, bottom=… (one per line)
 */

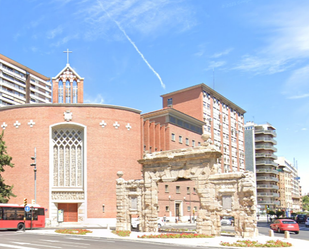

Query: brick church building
left=1, top=54, right=245, bottom=225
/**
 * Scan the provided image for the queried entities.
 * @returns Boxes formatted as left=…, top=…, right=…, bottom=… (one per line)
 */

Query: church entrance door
left=58, top=203, right=78, bottom=222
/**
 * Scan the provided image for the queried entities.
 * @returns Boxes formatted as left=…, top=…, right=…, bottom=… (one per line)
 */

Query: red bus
left=0, top=204, right=45, bottom=230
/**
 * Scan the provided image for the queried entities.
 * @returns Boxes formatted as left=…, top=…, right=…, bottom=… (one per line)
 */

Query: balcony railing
left=258, top=200, right=280, bottom=205
left=256, top=169, right=279, bottom=174
left=257, top=192, right=279, bottom=197
left=255, top=129, right=277, bottom=136
left=255, top=153, right=277, bottom=159
left=256, top=160, right=278, bottom=167
left=257, top=184, right=279, bottom=190
left=256, top=176, right=278, bottom=182
left=255, top=137, right=277, bottom=144
left=255, top=145, right=277, bottom=152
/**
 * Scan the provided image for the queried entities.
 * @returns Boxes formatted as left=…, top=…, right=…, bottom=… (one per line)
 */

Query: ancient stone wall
left=116, top=134, right=257, bottom=237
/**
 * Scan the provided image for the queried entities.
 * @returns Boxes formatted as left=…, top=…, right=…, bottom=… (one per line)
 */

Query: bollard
left=269, top=229, right=274, bottom=237
left=284, top=231, right=290, bottom=239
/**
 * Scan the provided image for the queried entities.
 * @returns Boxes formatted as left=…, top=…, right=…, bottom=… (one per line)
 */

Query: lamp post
left=30, top=148, right=37, bottom=204
left=169, top=195, right=171, bottom=218
left=189, top=191, right=192, bottom=223
left=184, top=196, right=186, bottom=222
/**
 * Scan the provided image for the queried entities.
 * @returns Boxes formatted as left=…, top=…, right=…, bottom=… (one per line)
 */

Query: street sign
left=24, top=205, right=30, bottom=212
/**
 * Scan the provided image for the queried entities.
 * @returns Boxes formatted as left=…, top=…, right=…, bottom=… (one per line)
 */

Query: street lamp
left=30, top=147, right=37, bottom=204
left=169, top=195, right=171, bottom=217
left=184, top=197, right=186, bottom=222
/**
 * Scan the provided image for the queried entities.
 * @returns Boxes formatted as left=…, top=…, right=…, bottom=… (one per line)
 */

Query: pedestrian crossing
left=0, top=234, right=115, bottom=249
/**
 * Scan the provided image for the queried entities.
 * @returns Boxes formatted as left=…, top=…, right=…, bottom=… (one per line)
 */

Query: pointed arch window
left=65, top=80, right=71, bottom=103
left=52, top=126, right=84, bottom=188
left=58, top=80, right=63, bottom=103
left=73, top=80, right=78, bottom=103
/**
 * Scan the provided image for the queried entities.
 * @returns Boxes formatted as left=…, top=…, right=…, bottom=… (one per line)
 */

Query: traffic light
left=23, top=198, right=27, bottom=206
left=30, top=156, right=36, bottom=167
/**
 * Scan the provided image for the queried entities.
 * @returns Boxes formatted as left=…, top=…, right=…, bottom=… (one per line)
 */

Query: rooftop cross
left=63, top=49, right=72, bottom=65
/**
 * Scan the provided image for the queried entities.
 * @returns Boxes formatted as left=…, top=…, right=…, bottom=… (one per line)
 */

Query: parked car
left=221, top=216, right=234, bottom=226
left=131, top=217, right=163, bottom=230
left=295, top=214, right=307, bottom=223
left=305, top=217, right=309, bottom=227
left=270, top=219, right=299, bottom=234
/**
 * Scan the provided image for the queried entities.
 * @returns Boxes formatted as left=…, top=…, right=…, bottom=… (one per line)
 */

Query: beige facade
left=276, top=157, right=301, bottom=214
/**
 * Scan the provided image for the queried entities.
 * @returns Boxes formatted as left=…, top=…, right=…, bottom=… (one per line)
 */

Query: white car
left=305, top=217, right=309, bottom=228
left=221, top=218, right=232, bottom=226
left=131, top=217, right=163, bottom=229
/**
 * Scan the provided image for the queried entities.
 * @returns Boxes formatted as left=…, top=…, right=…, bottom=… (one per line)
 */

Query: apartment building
left=161, top=84, right=246, bottom=173
left=276, top=157, right=301, bottom=214
left=245, top=122, right=279, bottom=212
left=0, top=53, right=51, bottom=106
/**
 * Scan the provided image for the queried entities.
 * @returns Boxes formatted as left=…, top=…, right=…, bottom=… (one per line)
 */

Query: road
left=257, top=221, right=309, bottom=241
left=0, top=231, right=220, bottom=249
left=0, top=222, right=307, bottom=249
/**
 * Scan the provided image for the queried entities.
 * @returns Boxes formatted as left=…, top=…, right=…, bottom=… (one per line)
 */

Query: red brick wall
left=158, top=180, right=200, bottom=219
left=168, top=124, right=203, bottom=150
left=162, top=87, right=204, bottom=121
left=0, top=105, right=142, bottom=219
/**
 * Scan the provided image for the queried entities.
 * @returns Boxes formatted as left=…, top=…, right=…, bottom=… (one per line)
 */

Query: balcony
left=255, top=129, right=277, bottom=136
left=256, top=176, right=278, bottom=182
left=255, top=137, right=277, bottom=144
left=258, top=200, right=280, bottom=206
left=257, top=184, right=279, bottom=190
left=256, top=160, right=278, bottom=167
left=255, top=153, right=277, bottom=159
left=255, top=144, right=277, bottom=152
left=257, top=192, right=279, bottom=197
left=256, top=168, right=279, bottom=174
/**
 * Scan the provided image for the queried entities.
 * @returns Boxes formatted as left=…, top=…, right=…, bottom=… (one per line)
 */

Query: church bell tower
left=52, top=50, right=84, bottom=104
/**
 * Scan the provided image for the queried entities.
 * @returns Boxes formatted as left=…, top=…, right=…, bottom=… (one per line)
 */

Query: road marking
left=40, top=240, right=61, bottom=243
left=0, top=243, right=38, bottom=249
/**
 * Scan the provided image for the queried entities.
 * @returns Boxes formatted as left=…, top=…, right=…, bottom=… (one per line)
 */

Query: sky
left=0, top=0, right=309, bottom=194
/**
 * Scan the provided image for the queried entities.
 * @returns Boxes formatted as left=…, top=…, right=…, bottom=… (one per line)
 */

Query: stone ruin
left=116, top=133, right=258, bottom=237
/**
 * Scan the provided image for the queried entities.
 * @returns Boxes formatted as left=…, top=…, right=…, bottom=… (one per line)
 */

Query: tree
left=0, top=131, right=16, bottom=203
left=302, top=195, right=309, bottom=211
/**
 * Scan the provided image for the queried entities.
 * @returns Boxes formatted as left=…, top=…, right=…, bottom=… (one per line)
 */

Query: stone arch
left=116, top=134, right=257, bottom=237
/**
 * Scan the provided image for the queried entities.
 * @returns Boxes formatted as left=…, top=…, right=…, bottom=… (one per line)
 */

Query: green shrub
left=112, top=230, right=131, bottom=237
left=220, top=239, right=292, bottom=247
left=138, top=233, right=213, bottom=239
left=55, top=229, right=92, bottom=235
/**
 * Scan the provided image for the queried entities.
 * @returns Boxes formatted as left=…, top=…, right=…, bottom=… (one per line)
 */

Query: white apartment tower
left=0, top=53, right=52, bottom=106
left=245, top=122, right=279, bottom=212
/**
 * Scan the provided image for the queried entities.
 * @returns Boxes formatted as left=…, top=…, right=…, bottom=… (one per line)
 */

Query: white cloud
left=84, top=93, right=105, bottom=104
left=51, top=33, right=79, bottom=47
left=283, top=65, right=309, bottom=98
left=301, top=128, right=307, bottom=131
left=288, top=94, right=309, bottom=100
left=74, top=0, right=197, bottom=40
left=205, top=61, right=226, bottom=71
left=211, top=48, right=233, bottom=58
left=233, top=3, right=309, bottom=74
left=47, top=26, right=63, bottom=39
left=233, top=55, right=292, bottom=75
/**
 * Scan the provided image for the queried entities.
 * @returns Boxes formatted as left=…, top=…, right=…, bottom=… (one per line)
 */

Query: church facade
left=1, top=64, right=143, bottom=225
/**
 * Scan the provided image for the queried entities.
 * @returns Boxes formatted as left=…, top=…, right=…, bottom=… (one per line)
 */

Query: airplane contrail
left=97, top=1, right=166, bottom=89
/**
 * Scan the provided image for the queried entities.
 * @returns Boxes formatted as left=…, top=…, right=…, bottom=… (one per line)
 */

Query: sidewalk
left=26, top=227, right=309, bottom=248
